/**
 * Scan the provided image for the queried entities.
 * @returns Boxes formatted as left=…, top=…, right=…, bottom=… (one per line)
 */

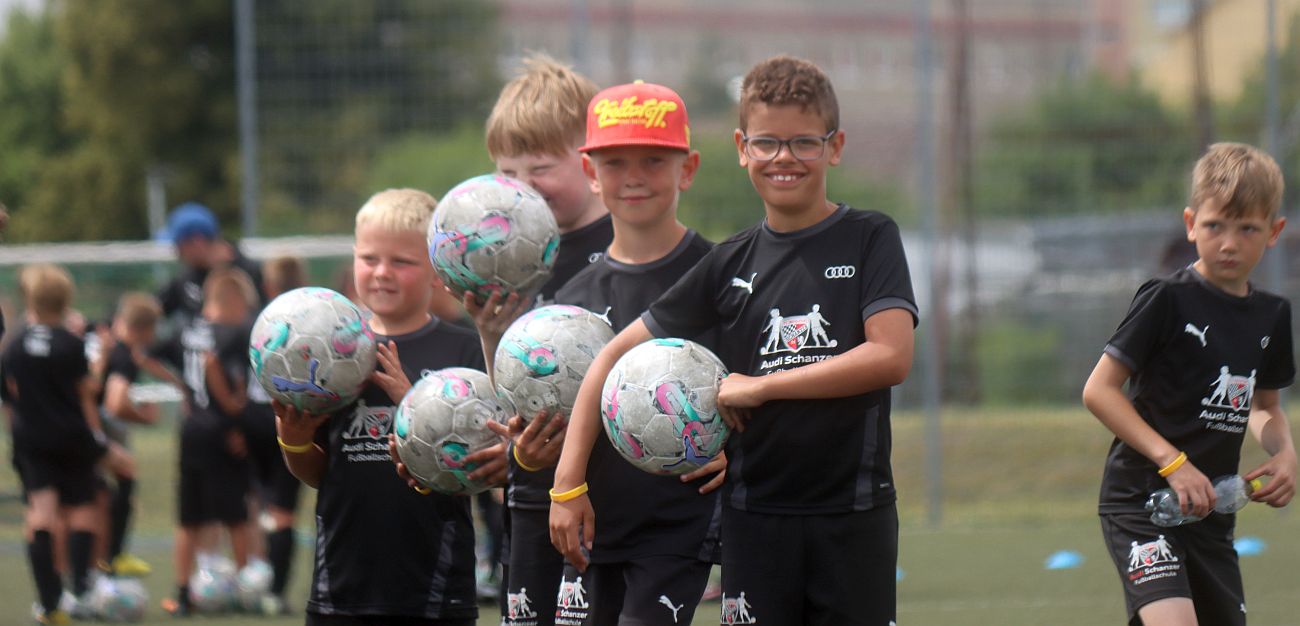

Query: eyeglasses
left=741, top=130, right=837, bottom=161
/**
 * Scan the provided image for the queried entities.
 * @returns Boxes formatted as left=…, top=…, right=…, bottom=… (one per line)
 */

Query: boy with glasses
left=551, top=55, right=916, bottom=625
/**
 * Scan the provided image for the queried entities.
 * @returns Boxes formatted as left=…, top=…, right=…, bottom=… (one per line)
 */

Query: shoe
left=160, top=597, right=191, bottom=617
left=66, top=592, right=96, bottom=620
left=111, top=553, right=153, bottom=577
left=259, top=594, right=290, bottom=616
left=33, top=608, right=70, bottom=625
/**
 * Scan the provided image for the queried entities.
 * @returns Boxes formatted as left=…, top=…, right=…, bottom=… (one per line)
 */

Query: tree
left=976, top=73, right=1191, bottom=218
left=1221, top=13, right=1300, bottom=199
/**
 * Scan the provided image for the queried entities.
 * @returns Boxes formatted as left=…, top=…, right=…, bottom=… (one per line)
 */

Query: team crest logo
left=760, top=305, right=837, bottom=355
left=1127, top=535, right=1178, bottom=573
left=1201, top=367, right=1256, bottom=412
left=720, top=592, right=757, bottom=624
left=556, top=574, right=589, bottom=610
left=505, top=587, right=537, bottom=621
left=341, top=401, right=393, bottom=440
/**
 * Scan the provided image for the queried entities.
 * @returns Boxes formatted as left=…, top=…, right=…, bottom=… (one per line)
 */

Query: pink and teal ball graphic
left=428, top=174, right=560, bottom=303
left=393, top=367, right=510, bottom=495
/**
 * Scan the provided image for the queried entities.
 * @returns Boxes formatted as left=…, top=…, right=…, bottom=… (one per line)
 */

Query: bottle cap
left=1249, top=478, right=1264, bottom=492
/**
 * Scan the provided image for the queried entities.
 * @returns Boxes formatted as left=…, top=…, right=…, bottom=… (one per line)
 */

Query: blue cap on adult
left=164, top=202, right=218, bottom=244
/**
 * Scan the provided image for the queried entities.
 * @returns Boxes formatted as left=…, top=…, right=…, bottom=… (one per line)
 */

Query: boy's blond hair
left=1190, top=142, right=1284, bottom=219
left=19, top=264, right=74, bottom=317
left=355, top=188, right=437, bottom=235
left=485, top=53, right=599, bottom=160
left=115, top=292, right=162, bottom=331
left=738, top=55, right=839, bottom=133
left=203, top=266, right=258, bottom=310
left=263, top=255, right=308, bottom=295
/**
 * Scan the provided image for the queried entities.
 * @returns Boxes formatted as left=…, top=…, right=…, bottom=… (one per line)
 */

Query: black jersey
left=538, top=214, right=614, bottom=304
left=97, top=342, right=141, bottom=409
left=1, top=324, right=96, bottom=453
left=645, top=206, right=918, bottom=515
left=182, top=322, right=252, bottom=467
left=308, top=318, right=484, bottom=620
left=551, top=230, right=720, bottom=563
left=1098, top=268, right=1295, bottom=513
left=157, top=246, right=264, bottom=330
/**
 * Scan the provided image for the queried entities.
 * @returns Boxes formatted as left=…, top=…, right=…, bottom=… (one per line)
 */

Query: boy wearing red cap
left=553, top=56, right=916, bottom=625
left=537, top=81, right=725, bottom=626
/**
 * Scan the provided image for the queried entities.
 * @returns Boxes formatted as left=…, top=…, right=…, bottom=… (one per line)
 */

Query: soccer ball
left=190, top=554, right=238, bottom=613
left=249, top=287, right=378, bottom=414
left=428, top=174, right=560, bottom=303
left=494, top=305, right=615, bottom=421
left=236, top=559, right=273, bottom=612
left=87, top=576, right=147, bottom=622
left=393, top=367, right=510, bottom=495
left=601, top=338, right=730, bottom=475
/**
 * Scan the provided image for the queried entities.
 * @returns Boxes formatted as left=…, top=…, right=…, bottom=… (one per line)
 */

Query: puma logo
left=658, top=595, right=683, bottom=623
left=594, top=306, right=613, bottom=326
left=730, top=273, right=757, bottom=295
left=1184, top=323, right=1208, bottom=347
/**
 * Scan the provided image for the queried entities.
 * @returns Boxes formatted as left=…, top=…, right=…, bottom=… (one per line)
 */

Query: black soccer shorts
left=1100, top=512, right=1246, bottom=626
left=502, top=508, right=564, bottom=626
left=719, top=503, right=898, bottom=626
left=14, top=447, right=99, bottom=506
left=553, top=555, right=711, bottom=626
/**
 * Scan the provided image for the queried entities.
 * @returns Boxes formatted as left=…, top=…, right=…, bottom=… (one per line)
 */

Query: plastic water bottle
left=1145, top=474, right=1263, bottom=527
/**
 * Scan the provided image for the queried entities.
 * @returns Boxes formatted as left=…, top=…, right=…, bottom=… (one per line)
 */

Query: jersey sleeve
left=643, top=251, right=720, bottom=340
left=859, top=218, right=919, bottom=325
left=1103, top=279, right=1171, bottom=373
left=1258, top=299, right=1295, bottom=389
left=107, top=344, right=141, bottom=384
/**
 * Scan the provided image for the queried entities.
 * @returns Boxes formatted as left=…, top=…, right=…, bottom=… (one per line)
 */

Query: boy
left=536, top=80, right=726, bottom=626
left=275, top=189, right=504, bottom=625
left=551, top=56, right=917, bottom=626
left=96, top=292, right=170, bottom=578
left=482, top=53, right=610, bottom=308
left=2, top=264, right=106, bottom=625
left=1083, top=142, right=1296, bottom=626
left=471, top=53, right=608, bottom=624
left=242, top=255, right=308, bottom=613
left=166, top=267, right=259, bottom=615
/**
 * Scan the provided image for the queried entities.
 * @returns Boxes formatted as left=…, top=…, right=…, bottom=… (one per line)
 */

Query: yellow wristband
left=277, top=436, right=315, bottom=454
left=513, top=445, right=542, bottom=472
left=1158, top=451, right=1188, bottom=477
left=549, top=483, right=589, bottom=503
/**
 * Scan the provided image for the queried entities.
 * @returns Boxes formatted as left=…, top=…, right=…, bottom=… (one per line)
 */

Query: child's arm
left=1245, top=389, right=1296, bottom=507
left=550, top=319, right=654, bottom=571
left=77, top=374, right=105, bottom=436
left=204, top=353, right=246, bottom=417
left=716, top=308, right=914, bottom=431
left=274, top=400, right=329, bottom=488
left=1083, top=353, right=1216, bottom=517
left=103, top=373, right=160, bottom=425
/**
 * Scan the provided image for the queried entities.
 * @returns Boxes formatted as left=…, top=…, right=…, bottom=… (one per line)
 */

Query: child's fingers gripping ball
left=250, top=287, right=378, bottom=415
left=392, top=367, right=511, bottom=495
left=600, top=338, right=731, bottom=476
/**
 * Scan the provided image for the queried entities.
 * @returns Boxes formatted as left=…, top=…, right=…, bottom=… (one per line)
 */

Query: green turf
left=2, top=405, right=1297, bottom=625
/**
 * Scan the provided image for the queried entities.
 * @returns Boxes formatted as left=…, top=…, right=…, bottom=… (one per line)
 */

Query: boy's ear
left=1183, top=207, right=1196, bottom=242
left=734, top=129, right=749, bottom=168
left=678, top=151, right=701, bottom=192
left=827, top=129, right=846, bottom=166
left=1268, top=215, right=1287, bottom=247
left=581, top=154, right=601, bottom=195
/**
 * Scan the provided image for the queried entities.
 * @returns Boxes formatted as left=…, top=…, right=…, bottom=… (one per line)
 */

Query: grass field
left=2, top=405, right=1297, bottom=626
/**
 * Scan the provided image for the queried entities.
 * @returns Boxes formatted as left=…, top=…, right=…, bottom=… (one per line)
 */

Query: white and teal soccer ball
left=601, top=338, right=730, bottom=475
left=88, top=576, right=147, bottom=622
left=428, top=174, right=560, bottom=303
left=494, top=305, right=615, bottom=422
left=190, top=554, right=238, bottom=613
left=236, top=559, right=274, bottom=612
left=394, top=368, right=510, bottom=495
left=249, top=287, right=378, bottom=414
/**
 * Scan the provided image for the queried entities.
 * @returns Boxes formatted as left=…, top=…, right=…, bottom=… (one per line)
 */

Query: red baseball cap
left=579, top=81, right=691, bottom=153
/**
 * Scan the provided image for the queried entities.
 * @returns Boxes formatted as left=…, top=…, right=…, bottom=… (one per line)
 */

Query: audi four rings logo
left=824, top=265, right=856, bottom=279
